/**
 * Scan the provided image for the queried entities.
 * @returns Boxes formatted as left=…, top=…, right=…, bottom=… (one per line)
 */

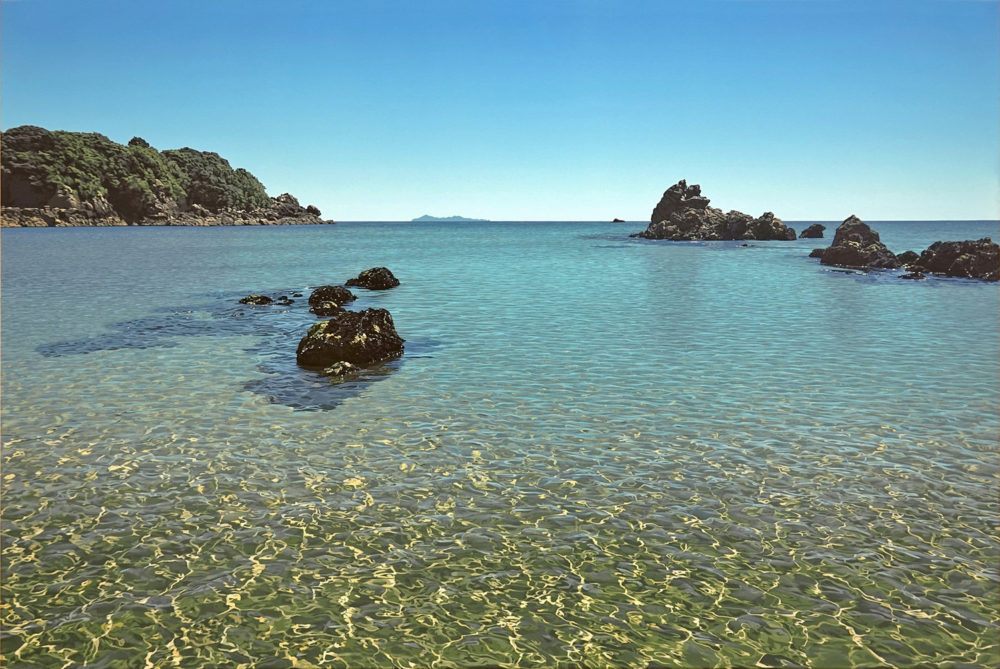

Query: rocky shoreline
left=1, top=192, right=330, bottom=227
left=1, top=125, right=332, bottom=227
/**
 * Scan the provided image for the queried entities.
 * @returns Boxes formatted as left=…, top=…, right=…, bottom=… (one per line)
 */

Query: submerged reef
left=633, top=180, right=796, bottom=241
left=1, top=125, right=331, bottom=227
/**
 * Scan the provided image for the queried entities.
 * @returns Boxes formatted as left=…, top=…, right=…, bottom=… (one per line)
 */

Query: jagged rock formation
left=799, top=224, right=826, bottom=239
left=296, top=309, right=405, bottom=370
left=633, top=180, right=796, bottom=241
left=346, top=267, right=400, bottom=290
left=909, top=239, right=999, bottom=281
left=895, top=250, right=920, bottom=266
left=818, top=215, right=900, bottom=270
left=1, top=125, right=331, bottom=227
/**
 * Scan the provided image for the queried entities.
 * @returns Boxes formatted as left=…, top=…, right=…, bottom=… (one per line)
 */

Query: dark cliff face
left=1, top=125, right=329, bottom=227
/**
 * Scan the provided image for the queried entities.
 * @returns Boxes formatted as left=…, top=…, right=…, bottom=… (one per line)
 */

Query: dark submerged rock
left=308, top=285, right=356, bottom=307
left=910, top=238, right=999, bottom=281
left=634, top=180, right=796, bottom=241
left=895, top=250, right=920, bottom=266
left=322, top=361, right=361, bottom=378
left=346, top=267, right=400, bottom=290
left=819, top=215, right=900, bottom=270
left=296, top=308, right=405, bottom=369
left=900, top=272, right=926, bottom=280
left=274, top=296, right=295, bottom=305
left=239, top=294, right=273, bottom=305
left=310, top=301, right=345, bottom=317
left=799, top=224, right=826, bottom=239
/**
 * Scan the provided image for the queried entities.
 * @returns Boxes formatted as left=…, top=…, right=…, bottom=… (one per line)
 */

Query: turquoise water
left=2, top=220, right=998, bottom=667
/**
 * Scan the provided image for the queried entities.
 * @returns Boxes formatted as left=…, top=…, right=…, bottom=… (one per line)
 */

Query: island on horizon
left=411, top=214, right=491, bottom=223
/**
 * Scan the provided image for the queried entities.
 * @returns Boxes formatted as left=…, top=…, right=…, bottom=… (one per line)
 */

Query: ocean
left=2, top=220, right=998, bottom=667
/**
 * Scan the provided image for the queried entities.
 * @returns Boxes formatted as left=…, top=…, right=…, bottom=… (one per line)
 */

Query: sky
left=1, top=0, right=998, bottom=221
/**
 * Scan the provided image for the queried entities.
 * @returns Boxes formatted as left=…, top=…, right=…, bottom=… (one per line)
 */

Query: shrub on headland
left=1, top=125, right=325, bottom=226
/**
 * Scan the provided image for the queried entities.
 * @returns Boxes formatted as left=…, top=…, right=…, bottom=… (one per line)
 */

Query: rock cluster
left=238, top=269, right=405, bottom=380
left=799, top=224, right=826, bottom=239
left=633, top=180, right=796, bottom=241
left=811, top=216, right=998, bottom=281
left=818, top=215, right=900, bottom=270
left=908, top=239, right=999, bottom=281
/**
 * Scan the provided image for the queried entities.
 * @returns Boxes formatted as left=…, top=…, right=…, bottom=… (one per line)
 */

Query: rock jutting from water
left=239, top=294, right=274, bottom=305
left=908, top=238, right=999, bottom=281
left=308, top=285, right=356, bottom=307
left=632, top=180, right=796, bottom=241
left=346, top=267, right=400, bottom=290
left=296, top=309, right=405, bottom=373
left=799, top=224, right=826, bottom=239
left=1, top=125, right=332, bottom=227
left=308, top=285, right=356, bottom=316
left=817, top=215, right=901, bottom=270
left=895, top=250, right=920, bottom=266
left=238, top=293, right=294, bottom=306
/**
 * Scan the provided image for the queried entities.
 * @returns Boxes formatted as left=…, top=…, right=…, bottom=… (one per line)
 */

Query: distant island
left=0, top=125, right=331, bottom=227
left=411, top=214, right=490, bottom=223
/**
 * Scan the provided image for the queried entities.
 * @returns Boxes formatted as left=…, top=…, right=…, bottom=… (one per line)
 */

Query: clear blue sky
left=2, top=0, right=997, bottom=220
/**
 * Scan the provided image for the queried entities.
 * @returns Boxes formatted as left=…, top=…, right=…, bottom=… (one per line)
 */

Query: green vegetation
left=161, top=148, right=269, bottom=211
left=1, top=125, right=271, bottom=221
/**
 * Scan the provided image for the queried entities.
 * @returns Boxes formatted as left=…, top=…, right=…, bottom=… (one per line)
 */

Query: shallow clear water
left=2, top=220, right=998, bottom=668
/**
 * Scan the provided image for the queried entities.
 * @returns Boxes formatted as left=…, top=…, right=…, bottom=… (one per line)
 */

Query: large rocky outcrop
left=296, top=309, right=405, bottom=370
left=1, top=125, right=332, bottom=227
left=633, top=180, right=796, bottom=241
left=909, top=239, right=999, bottom=281
left=818, top=215, right=900, bottom=270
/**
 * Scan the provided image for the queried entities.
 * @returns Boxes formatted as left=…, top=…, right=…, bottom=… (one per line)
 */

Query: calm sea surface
left=2, top=220, right=998, bottom=668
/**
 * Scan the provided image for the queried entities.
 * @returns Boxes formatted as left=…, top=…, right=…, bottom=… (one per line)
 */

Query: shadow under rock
left=36, top=289, right=440, bottom=411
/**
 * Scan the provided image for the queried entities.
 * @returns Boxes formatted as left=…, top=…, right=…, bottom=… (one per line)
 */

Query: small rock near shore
left=239, top=294, right=273, bottom=305
left=346, top=267, right=400, bottom=290
left=296, top=308, right=405, bottom=369
left=310, top=302, right=345, bottom=317
left=799, top=224, right=826, bottom=239
left=308, top=285, right=356, bottom=307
